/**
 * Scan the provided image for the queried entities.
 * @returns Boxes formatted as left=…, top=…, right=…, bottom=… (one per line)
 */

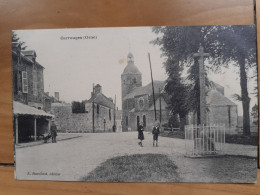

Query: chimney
left=94, top=84, right=102, bottom=95
left=54, top=92, right=59, bottom=101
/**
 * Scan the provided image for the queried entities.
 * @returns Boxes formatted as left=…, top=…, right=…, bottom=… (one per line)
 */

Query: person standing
left=50, top=119, right=57, bottom=143
left=137, top=122, right=144, bottom=147
left=152, top=121, right=160, bottom=147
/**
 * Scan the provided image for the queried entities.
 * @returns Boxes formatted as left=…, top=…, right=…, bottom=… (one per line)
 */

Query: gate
left=185, top=124, right=225, bottom=156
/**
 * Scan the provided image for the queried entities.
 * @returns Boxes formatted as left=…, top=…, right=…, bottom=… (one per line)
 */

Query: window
left=97, top=104, right=100, bottom=114
left=22, top=71, right=28, bottom=93
left=143, top=115, right=146, bottom=127
left=133, top=78, right=137, bottom=84
left=18, top=71, right=22, bottom=92
left=137, top=116, right=140, bottom=127
left=109, top=109, right=111, bottom=121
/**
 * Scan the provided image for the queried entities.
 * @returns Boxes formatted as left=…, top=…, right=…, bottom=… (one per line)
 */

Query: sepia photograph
left=12, top=25, right=258, bottom=183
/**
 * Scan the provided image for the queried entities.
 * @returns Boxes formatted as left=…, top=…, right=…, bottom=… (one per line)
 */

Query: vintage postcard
left=12, top=25, right=258, bottom=183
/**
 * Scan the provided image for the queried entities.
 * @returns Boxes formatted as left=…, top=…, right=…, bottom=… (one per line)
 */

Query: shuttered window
left=22, top=71, right=28, bottom=93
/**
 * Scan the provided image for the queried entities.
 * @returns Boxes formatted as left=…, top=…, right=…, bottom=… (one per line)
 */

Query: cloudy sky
left=15, top=26, right=257, bottom=115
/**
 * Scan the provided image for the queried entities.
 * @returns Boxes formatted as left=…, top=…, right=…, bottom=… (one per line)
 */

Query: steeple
left=123, top=52, right=141, bottom=75
left=121, top=52, right=142, bottom=99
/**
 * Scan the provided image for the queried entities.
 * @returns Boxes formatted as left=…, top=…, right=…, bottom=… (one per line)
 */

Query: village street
left=15, top=132, right=257, bottom=182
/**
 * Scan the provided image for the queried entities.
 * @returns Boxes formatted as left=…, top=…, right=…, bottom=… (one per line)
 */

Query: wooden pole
left=114, top=95, right=116, bottom=126
left=148, top=53, right=157, bottom=121
left=159, top=88, right=162, bottom=124
left=92, top=83, right=95, bottom=133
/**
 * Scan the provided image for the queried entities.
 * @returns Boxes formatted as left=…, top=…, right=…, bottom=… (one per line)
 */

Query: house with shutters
left=12, top=42, right=53, bottom=144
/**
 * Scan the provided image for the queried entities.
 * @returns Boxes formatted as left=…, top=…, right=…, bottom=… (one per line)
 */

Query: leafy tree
left=164, top=58, right=190, bottom=131
left=12, top=31, right=27, bottom=50
left=152, top=25, right=256, bottom=135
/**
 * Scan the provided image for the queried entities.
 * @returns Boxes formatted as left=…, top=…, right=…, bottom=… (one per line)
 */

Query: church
left=121, top=52, right=238, bottom=133
left=121, top=53, right=170, bottom=132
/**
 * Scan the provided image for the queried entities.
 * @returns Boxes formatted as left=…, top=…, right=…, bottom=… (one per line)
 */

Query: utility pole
left=114, top=95, right=116, bottom=127
left=148, top=53, right=157, bottom=121
left=92, top=83, right=95, bottom=133
left=159, top=88, right=162, bottom=124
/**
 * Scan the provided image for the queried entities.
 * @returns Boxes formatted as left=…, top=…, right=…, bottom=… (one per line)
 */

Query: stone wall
left=52, top=103, right=114, bottom=132
left=126, top=110, right=169, bottom=132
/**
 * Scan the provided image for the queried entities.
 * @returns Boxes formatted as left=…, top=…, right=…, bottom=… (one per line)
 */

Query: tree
left=164, top=58, right=190, bottom=131
left=152, top=25, right=256, bottom=135
left=12, top=31, right=27, bottom=50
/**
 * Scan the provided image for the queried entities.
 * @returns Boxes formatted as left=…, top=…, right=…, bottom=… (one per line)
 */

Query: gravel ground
left=15, top=132, right=257, bottom=183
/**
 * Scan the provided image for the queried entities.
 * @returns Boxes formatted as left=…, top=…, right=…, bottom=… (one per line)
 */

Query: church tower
left=121, top=52, right=142, bottom=100
left=121, top=52, right=142, bottom=131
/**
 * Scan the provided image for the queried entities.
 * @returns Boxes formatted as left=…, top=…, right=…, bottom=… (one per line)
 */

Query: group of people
left=137, top=120, right=160, bottom=147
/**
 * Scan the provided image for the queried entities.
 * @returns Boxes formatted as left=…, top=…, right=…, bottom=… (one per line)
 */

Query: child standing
left=152, top=121, right=160, bottom=147
left=138, top=122, right=144, bottom=147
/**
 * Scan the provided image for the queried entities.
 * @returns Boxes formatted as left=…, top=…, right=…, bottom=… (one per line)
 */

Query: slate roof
left=13, top=101, right=53, bottom=117
left=84, top=93, right=115, bottom=109
left=123, top=80, right=166, bottom=100
left=21, top=50, right=37, bottom=57
left=123, top=63, right=141, bottom=74
left=206, top=90, right=237, bottom=106
left=12, top=47, right=44, bottom=68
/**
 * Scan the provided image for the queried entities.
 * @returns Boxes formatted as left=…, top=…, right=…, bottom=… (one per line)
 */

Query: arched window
left=137, top=116, right=140, bottom=128
left=143, top=115, right=146, bottom=127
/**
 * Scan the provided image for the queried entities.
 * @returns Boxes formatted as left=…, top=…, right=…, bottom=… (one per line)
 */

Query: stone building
left=52, top=84, right=116, bottom=132
left=12, top=42, right=53, bottom=144
left=187, top=83, right=238, bottom=133
left=121, top=53, right=170, bottom=132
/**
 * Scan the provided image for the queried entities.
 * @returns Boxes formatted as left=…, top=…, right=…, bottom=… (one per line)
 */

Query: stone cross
left=193, top=46, right=209, bottom=125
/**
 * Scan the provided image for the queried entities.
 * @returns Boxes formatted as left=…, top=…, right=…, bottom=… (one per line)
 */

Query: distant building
left=52, top=84, right=116, bottom=132
left=187, top=84, right=238, bottom=133
left=12, top=42, right=53, bottom=144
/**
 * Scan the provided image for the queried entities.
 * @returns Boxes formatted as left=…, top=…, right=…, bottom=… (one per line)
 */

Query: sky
left=15, top=26, right=257, bottom=115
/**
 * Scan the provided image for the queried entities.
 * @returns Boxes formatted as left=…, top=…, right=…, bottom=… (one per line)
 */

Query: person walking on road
left=138, top=122, right=144, bottom=147
left=51, top=119, right=57, bottom=143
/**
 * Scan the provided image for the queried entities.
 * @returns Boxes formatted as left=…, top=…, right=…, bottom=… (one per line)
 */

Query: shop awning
left=13, top=101, right=54, bottom=117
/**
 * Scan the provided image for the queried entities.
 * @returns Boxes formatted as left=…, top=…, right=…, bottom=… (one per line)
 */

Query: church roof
left=122, top=52, right=141, bottom=74
left=206, top=90, right=237, bottom=106
left=123, top=63, right=141, bottom=74
left=84, top=93, right=115, bottom=109
left=123, top=80, right=166, bottom=100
